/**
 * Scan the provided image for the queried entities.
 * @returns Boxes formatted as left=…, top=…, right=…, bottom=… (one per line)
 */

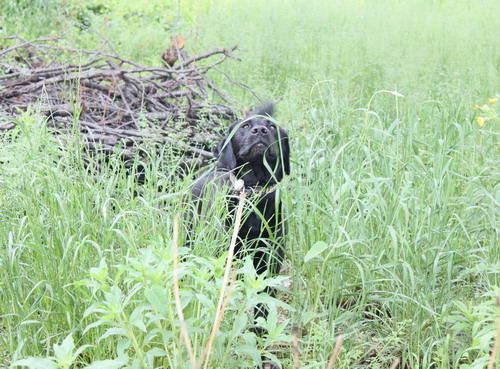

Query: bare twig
left=212, top=65, right=263, bottom=103
left=0, top=37, right=57, bottom=57
left=174, top=46, right=241, bottom=70
left=79, top=120, right=214, bottom=158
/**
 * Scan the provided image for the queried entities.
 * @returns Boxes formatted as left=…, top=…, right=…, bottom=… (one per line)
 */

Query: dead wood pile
left=0, top=36, right=247, bottom=167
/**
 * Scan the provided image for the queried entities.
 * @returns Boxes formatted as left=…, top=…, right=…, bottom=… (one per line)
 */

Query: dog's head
left=214, top=104, right=290, bottom=184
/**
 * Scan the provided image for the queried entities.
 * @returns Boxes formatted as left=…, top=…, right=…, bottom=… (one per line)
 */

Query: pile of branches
left=0, top=36, right=248, bottom=167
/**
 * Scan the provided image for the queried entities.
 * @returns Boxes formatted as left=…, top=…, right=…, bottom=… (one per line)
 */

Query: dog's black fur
left=191, top=103, right=290, bottom=327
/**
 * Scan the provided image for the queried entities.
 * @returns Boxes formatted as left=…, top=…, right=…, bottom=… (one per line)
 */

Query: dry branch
left=0, top=36, right=249, bottom=167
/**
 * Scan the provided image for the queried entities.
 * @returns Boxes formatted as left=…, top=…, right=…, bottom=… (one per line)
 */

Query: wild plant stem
left=201, top=194, right=246, bottom=369
left=326, top=334, right=344, bottom=369
left=172, top=214, right=197, bottom=368
left=486, top=295, right=500, bottom=369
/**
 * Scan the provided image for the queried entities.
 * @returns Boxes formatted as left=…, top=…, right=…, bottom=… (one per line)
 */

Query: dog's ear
left=278, top=128, right=290, bottom=176
left=254, top=103, right=275, bottom=118
left=214, top=137, right=237, bottom=170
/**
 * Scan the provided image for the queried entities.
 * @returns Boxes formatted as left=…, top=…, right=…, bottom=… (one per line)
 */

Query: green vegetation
left=1, top=0, right=499, bottom=368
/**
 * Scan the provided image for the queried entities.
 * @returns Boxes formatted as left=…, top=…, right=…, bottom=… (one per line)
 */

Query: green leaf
left=83, top=318, right=105, bottom=335
left=129, top=358, right=141, bottom=369
left=146, top=348, right=168, bottom=357
left=99, top=328, right=128, bottom=341
left=232, top=314, right=248, bottom=337
left=85, top=359, right=126, bottom=369
left=144, top=285, right=169, bottom=318
left=12, top=358, right=58, bottom=369
left=262, top=352, right=282, bottom=368
left=83, top=303, right=99, bottom=318
left=89, top=258, right=108, bottom=284
left=195, top=293, right=215, bottom=309
left=53, top=334, right=75, bottom=363
left=129, top=304, right=149, bottom=332
left=304, top=241, right=329, bottom=262
left=236, top=345, right=262, bottom=365
left=116, top=339, right=131, bottom=361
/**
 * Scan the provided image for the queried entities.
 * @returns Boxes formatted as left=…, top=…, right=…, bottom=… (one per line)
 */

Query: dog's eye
left=269, top=124, right=276, bottom=130
left=242, top=123, right=250, bottom=129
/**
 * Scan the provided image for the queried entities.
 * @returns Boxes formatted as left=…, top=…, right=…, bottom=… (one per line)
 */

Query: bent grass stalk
left=199, top=268, right=238, bottom=368
left=172, top=214, right=197, bottom=368
left=171, top=194, right=246, bottom=369
left=326, top=334, right=344, bottom=369
left=390, top=358, right=401, bottom=369
left=292, top=325, right=300, bottom=369
left=486, top=295, right=500, bottom=369
left=202, top=193, right=247, bottom=369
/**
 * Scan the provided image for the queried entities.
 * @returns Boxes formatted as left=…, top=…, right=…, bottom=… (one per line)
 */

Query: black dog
left=191, top=103, right=290, bottom=327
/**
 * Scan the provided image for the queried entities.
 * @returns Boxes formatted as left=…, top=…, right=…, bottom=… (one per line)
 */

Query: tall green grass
left=1, top=0, right=499, bottom=368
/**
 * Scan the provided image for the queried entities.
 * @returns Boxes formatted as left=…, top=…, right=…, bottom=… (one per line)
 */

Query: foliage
left=445, top=291, right=499, bottom=369
left=1, top=0, right=499, bottom=368
left=11, top=246, right=290, bottom=368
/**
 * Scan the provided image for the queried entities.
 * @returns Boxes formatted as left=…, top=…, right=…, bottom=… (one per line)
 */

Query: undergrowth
left=1, top=0, right=499, bottom=368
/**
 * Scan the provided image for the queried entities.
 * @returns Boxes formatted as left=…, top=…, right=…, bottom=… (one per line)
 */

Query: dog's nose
left=251, top=125, right=268, bottom=135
